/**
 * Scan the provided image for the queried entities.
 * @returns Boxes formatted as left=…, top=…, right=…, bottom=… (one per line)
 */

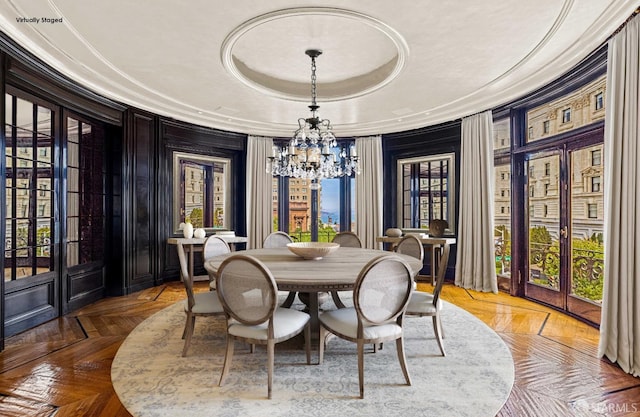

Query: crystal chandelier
left=267, top=49, right=360, bottom=182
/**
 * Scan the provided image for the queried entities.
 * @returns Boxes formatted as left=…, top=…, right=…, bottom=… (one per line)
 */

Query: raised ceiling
left=0, top=1, right=636, bottom=137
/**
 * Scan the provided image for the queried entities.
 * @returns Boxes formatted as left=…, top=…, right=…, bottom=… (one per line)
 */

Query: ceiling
left=1, top=1, right=637, bottom=137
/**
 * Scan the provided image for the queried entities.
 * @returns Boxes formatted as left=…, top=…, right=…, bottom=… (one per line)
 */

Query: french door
left=524, top=140, right=604, bottom=324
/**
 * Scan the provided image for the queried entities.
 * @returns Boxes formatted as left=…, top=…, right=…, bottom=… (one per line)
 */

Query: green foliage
left=188, top=208, right=203, bottom=228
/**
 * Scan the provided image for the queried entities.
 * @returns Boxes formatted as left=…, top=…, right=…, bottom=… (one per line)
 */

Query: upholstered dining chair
left=318, top=254, right=414, bottom=399
left=215, top=254, right=311, bottom=399
left=331, top=231, right=362, bottom=248
left=263, top=231, right=294, bottom=248
left=394, top=234, right=424, bottom=262
left=404, top=243, right=451, bottom=356
left=203, top=235, right=231, bottom=291
left=179, top=246, right=224, bottom=357
left=262, top=231, right=298, bottom=307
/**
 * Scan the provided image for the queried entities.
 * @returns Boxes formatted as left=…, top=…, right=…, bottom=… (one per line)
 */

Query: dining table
left=204, top=247, right=424, bottom=346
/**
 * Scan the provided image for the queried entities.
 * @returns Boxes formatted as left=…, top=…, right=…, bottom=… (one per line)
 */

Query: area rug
left=112, top=296, right=514, bottom=417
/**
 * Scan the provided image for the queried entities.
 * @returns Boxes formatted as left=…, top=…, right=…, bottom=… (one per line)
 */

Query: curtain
left=455, top=111, right=498, bottom=293
left=246, top=136, right=273, bottom=249
left=598, top=14, right=640, bottom=377
left=355, top=135, right=383, bottom=249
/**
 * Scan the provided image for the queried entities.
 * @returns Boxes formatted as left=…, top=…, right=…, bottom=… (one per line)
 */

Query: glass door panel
left=525, top=152, right=563, bottom=308
left=568, top=144, right=604, bottom=323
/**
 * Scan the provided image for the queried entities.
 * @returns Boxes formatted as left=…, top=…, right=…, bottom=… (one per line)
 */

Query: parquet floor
left=0, top=281, right=638, bottom=416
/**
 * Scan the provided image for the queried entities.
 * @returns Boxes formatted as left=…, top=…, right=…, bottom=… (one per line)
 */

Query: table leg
left=308, top=292, right=320, bottom=347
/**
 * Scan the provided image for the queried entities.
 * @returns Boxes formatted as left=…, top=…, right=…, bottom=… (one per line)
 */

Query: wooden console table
left=376, top=235, right=456, bottom=284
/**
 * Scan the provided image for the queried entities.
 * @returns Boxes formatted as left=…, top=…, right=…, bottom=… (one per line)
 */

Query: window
left=397, top=153, right=455, bottom=232
left=562, top=108, right=571, bottom=123
left=595, top=92, right=604, bottom=111
left=4, top=94, right=55, bottom=280
left=544, top=205, right=548, bottom=217
left=530, top=186, right=535, bottom=198
left=543, top=120, right=550, bottom=134
left=544, top=162, right=551, bottom=176
left=528, top=126, right=534, bottom=140
left=591, top=176, right=601, bottom=193
left=591, top=149, right=602, bottom=166
left=172, top=152, right=230, bottom=231
left=588, top=203, right=598, bottom=218
left=544, top=183, right=550, bottom=196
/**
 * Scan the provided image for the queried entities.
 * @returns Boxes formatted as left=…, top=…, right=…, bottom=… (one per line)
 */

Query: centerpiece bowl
left=287, top=242, right=340, bottom=260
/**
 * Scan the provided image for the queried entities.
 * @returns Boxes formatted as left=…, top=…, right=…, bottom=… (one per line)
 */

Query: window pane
left=494, top=163, right=511, bottom=279
left=318, top=178, right=339, bottom=242
left=493, top=118, right=510, bottom=151
left=526, top=74, right=606, bottom=142
left=570, top=144, right=604, bottom=303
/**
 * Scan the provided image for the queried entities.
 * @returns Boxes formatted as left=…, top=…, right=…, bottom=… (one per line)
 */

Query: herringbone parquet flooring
left=1, top=282, right=638, bottom=416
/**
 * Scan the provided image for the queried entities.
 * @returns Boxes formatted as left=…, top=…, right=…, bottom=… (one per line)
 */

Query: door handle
left=560, top=226, right=568, bottom=239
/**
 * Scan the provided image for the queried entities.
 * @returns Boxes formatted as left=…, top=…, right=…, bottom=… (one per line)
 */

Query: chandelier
left=267, top=49, right=360, bottom=182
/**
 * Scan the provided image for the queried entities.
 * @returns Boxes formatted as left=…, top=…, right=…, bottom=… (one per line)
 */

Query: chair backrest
left=203, top=235, right=231, bottom=260
left=332, top=231, right=362, bottom=248
left=216, top=254, right=278, bottom=326
left=432, top=244, right=451, bottom=307
left=394, top=234, right=424, bottom=262
left=263, top=231, right=293, bottom=248
left=354, top=255, right=413, bottom=325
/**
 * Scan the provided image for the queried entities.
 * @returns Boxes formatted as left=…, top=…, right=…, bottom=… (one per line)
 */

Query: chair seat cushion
left=319, top=308, right=402, bottom=341
left=405, top=291, right=441, bottom=315
left=184, top=291, right=224, bottom=314
left=228, top=307, right=309, bottom=340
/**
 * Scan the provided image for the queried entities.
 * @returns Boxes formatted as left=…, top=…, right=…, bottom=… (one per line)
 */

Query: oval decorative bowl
left=385, top=228, right=402, bottom=237
left=287, top=242, right=340, bottom=260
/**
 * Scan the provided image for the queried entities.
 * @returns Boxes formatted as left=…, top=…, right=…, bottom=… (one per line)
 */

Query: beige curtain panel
left=598, top=14, right=640, bottom=377
left=246, top=136, right=273, bottom=249
left=355, top=135, right=383, bottom=249
left=455, top=111, right=498, bottom=293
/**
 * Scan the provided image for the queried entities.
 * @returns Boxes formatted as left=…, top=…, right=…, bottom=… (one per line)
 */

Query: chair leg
left=357, top=340, right=365, bottom=399
left=181, top=314, right=194, bottom=357
left=433, top=315, right=446, bottom=356
left=395, top=337, right=412, bottom=386
left=267, top=340, right=275, bottom=399
left=219, top=338, right=235, bottom=386
left=318, top=326, right=326, bottom=365
left=304, top=323, right=311, bottom=365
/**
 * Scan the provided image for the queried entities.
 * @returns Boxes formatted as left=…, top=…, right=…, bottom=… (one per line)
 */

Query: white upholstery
left=228, top=307, right=310, bottom=340
left=319, top=308, right=402, bottom=340
left=406, top=291, right=441, bottom=315
left=184, top=292, right=224, bottom=314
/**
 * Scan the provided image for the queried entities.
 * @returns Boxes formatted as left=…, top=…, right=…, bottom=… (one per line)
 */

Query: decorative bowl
left=385, top=228, right=402, bottom=237
left=287, top=242, right=340, bottom=260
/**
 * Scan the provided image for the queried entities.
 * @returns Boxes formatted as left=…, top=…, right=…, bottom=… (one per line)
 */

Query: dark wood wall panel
left=128, top=111, right=156, bottom=291
left=3, top=280, right=56, bottom=336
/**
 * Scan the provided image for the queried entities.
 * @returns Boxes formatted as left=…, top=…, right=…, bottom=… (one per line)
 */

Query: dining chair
left=394, top=234, right=424, bottom=262
left=203, top=235, right=231, bottom=291
left=178, top=245, right=225, bottom=357
left=263, top=231, right=294, bottom=248
left=404, top=243, right=451, bottom=356
left=318, top=254, right=414, bottom=399
left=215, top=254, right=311, bottom=399
left=331, top=231, right=362, bottom=248
left=262, top=231, right=298, bottom=307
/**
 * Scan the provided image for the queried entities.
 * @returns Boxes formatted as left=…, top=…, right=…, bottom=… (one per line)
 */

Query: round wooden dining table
left=204, top=247, right=424, bottom=347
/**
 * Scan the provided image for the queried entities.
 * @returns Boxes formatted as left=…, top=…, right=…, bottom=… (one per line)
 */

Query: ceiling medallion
left=221, top=7, right=409, bottom=101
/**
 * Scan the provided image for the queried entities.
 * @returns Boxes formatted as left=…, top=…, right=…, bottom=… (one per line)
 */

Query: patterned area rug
left=112, top=296, right=514, bottom=417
